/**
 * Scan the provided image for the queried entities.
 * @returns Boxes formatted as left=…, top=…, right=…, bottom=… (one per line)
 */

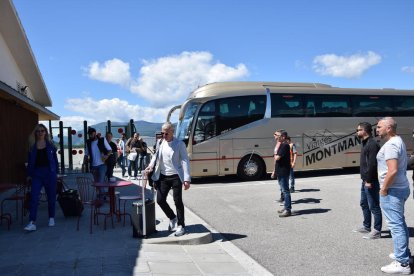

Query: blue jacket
left=149, top=138, right=191, bottom=183
left=27, top=141, right=59, bottom=177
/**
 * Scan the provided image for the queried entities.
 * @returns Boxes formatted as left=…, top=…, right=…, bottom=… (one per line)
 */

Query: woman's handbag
left=127, top=152, right=138, bottom=161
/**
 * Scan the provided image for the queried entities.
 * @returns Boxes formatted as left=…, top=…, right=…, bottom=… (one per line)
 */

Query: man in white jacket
left=145, top=122, right=191, bottom=236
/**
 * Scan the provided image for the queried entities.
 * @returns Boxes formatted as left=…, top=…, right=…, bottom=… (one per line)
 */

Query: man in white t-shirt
left=376, top=117, right=411, bottom=274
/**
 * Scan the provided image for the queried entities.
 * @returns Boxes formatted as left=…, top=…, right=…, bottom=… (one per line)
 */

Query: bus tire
left=237, top=155, right=265, bottom=181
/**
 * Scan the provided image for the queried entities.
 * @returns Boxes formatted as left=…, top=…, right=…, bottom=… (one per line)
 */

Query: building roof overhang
left=0, top=81, right=59, bottom=121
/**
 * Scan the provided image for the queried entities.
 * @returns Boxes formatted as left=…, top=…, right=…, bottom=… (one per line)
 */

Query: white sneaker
left=24, top=221, right=36, bottom=231
left=168, top=217, right=177, bottom=231
left=381, top=260, right=411, bottom=274
left=174, top=225, right=186, bottom=237
left=48, top=218, right=55, bottom=227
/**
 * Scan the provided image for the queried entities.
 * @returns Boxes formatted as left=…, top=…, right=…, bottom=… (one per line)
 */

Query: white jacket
left=149, top=138, right=191, bottom=183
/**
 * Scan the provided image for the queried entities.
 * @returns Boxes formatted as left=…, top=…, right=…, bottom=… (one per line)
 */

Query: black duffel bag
left=58, top=189, right=84, bottom=217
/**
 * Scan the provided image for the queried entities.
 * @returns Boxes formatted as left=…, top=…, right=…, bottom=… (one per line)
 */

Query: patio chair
left=1, top=180, right=30, bottom=225
left=76, top=177, right=105, bottom=234
left=118, top=192, right=141, bottom=226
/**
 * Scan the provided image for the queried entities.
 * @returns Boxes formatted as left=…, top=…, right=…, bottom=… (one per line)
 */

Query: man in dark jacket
left=353, top=122, right=382, bottom=239
left=274, top=130, right=292, bottom=218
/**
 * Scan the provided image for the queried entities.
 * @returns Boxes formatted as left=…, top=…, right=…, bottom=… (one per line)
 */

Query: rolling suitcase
left=131, top=174, right=156, bottom=238
left=131, top=199, right=156, bottom=238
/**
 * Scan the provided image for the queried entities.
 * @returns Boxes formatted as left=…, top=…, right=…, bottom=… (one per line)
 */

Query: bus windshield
left=176, top=101, right=200, bottom=143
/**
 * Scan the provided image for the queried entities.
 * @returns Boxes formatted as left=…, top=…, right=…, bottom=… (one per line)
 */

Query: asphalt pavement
left=183, top=170, right=414, bottom=276
left=0, top=170, right=271, bottom=276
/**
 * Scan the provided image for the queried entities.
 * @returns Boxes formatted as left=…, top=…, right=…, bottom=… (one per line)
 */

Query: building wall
left=0, top=33, right=33, bottom=100
left=0, top=97, right=38, bottom=184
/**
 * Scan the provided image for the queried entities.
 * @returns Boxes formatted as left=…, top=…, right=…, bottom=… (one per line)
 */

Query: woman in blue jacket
left=24, top=124, right=58, bottom=231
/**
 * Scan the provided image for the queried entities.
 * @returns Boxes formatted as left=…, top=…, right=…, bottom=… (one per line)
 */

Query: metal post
left=107, top=120, right=111, bottom=134
left=68, top=127, right=73, bottom=171
left=59, top=121, right=65, bottom=174
left=83, top=120, right=88, bottom=146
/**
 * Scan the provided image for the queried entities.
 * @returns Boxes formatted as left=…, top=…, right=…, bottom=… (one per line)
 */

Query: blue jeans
left=278, top=174, right=291, bottom=211
left=29, top=167, right=57, bottom=221
left=118, top=154, right=126, bottom=176
left=91, top=164, right=107, bottom=192
left=360, top=180, right=382, bottom=231
left=289, top=168, right=295, bottom=189
left=380, top=187, right=410, bottom=264
left=128, top=159, right=138, bottom=177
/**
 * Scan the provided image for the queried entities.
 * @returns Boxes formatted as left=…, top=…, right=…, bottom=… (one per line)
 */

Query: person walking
left=85, top=127, right=112, bottom=194
left=105, top=132, right=118, bottom=180
left=376, top=117, right=411, bottom=274
left=118, top=133, right=127, bottom=177
left=145, top=122, right=191, bottom=236
left=24, top=124, right=58, bottom=231
left=353, top=122, right=382, bottom=239
left=274, top=130, right=292, bottom=218
left=286, top=136, right=297, bottom=193
left=126, top=132, right=144, bottom=180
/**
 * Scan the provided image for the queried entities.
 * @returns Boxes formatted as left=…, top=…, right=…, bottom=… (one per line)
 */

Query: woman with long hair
left=24, top=124, right=58, bottom=231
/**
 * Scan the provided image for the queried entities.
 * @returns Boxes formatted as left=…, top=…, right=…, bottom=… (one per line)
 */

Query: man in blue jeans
left=353, top=122, right=382, bottom=239
left=274, top=130, right=292, bottom=218
left=376, top=117, right=411, bottom=274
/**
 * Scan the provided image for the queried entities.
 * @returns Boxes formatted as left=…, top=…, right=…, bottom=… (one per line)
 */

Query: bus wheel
left=237, top=155, right=264, bottom=181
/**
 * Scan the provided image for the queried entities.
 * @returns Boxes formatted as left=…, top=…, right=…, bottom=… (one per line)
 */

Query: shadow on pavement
left=293, top=208, right=331, bottom=216
left=295, top=188, right=321, bottom=193
left=292, top=198, right=321, bottom=204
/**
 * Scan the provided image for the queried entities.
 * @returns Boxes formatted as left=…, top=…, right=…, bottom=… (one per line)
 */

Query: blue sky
left=12, top=0, right=414, bottom=130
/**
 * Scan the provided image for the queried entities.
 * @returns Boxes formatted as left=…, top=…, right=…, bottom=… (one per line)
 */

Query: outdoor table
left=93, top=180, right=133, bottom=215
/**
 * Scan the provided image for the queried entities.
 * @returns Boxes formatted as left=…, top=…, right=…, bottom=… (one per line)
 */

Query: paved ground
left=0, top=170, right=271, bottom=276
left=183, top=170, right=414, bottom=276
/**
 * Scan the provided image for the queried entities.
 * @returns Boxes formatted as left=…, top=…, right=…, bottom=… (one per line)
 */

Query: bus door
left=219, top=139, right=233, bottom=176
left=190, top=140, right=219, bottom=177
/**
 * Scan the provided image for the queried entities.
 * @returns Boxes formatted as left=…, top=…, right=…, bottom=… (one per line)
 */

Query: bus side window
left=393, top=97, right=414, bottom=116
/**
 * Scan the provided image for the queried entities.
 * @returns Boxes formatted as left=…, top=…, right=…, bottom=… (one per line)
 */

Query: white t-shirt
left=376, top=136, right=409, bottom=189
left=159, top=140, right=178, bottom=176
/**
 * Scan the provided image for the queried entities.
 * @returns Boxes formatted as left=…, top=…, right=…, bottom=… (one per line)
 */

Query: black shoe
left=290, top=187, right=295, bottom=193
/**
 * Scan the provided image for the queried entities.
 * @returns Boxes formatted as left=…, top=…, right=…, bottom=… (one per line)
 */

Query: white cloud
left=312, top=51, right=381, bottom=78
left=64, top=97, right=172, bottom=123
left=84, top=58, right=131, bottom=86
left=130, top=51, right=249, bottom=107
left=402, top=66, right=414, bottom=74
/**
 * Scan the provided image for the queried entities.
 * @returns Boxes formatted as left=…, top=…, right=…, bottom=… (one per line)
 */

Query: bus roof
left=187, top=81, right=414, bottom=100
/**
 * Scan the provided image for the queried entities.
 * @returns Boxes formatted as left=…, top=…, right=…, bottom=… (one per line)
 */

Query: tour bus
left=168, top=82, right=414, bottom=180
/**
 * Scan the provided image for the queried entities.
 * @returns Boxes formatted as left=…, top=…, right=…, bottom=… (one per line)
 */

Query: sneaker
left=352, top=226, right=371, bottom=233
left=174, top=225, right=186, bottom=237
left=278, top=210, right=292, bottom=218
left=48, top=218, right=55, bottom=227
left=381, top=261, right=411, bottom=275
left=127, top=176, right=131, bottom=180
left=363, top=229, right=381, bottom=239
left=168, top=217, right=177, bottom=231
left=275, top=198, right=284, bottom=203
left=24, top=221, right=36, bottom=231
left=277, top=208, right=286, bottom=214
left=290, top=187, right=295, bottom=193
